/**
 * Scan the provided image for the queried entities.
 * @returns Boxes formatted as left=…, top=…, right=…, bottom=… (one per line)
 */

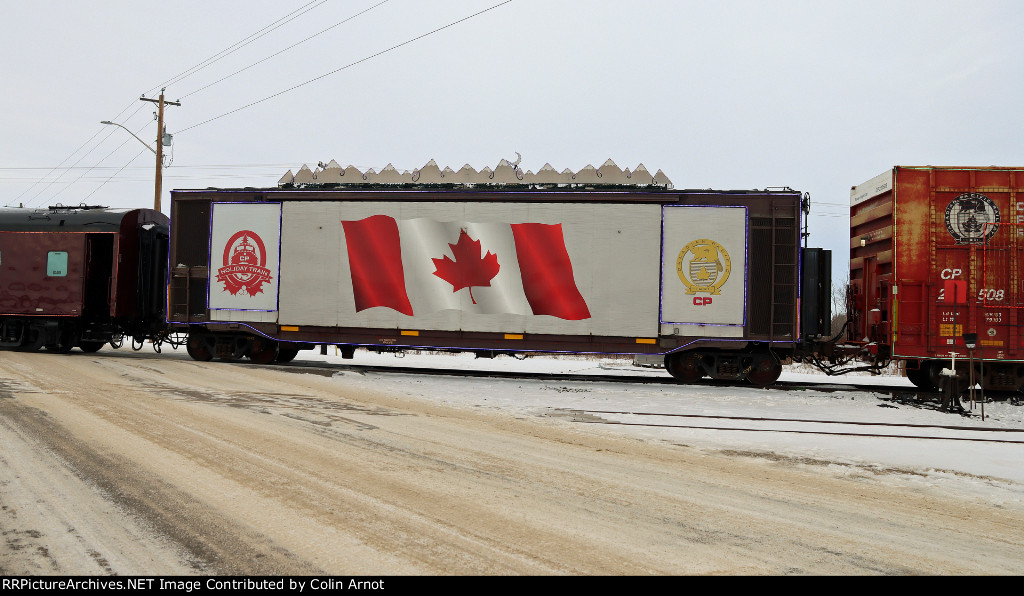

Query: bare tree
left=831, top=275, right=849, bottom=337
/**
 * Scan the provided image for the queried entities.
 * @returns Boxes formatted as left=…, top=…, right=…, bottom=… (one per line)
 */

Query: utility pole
left=140, top=88, right=180, bottom=213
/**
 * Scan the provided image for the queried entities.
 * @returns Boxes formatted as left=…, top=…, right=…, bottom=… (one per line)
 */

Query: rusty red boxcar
left=849, top=166, right=1024, bottom=390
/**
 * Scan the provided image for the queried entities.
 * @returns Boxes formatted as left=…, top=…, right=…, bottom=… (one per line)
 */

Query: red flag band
left=510, top=223, right=592, bottom=320
left=341, top=215, right=414, bottom=316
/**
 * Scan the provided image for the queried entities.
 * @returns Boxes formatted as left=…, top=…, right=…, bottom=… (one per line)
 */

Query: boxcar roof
left=169, top=186, right=801, bottom=204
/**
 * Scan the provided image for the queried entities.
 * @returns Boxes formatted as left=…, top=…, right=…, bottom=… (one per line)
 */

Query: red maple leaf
left=432, top=230, right=500, bottom=304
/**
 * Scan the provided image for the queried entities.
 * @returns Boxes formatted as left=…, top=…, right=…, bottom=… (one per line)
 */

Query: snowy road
left=1, top=348, right=1022, bottom=575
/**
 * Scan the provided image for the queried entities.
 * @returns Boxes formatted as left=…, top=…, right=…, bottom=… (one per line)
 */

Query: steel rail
left=572, top=409, right=1024, bottom=433
left=570, top=415, right=1024, bottom=444
left=274, top=360, right=1024, bottom=402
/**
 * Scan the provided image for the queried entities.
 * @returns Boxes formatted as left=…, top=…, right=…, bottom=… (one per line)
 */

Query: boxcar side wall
left=892, top=167, right=1024, bottom=362
left=268, top=201, right=662, bottom=337
left=169, top=188, right=803, bottom=356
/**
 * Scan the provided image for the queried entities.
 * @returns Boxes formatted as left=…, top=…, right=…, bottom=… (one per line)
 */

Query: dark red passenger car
left=0, top=205, right=168, bottom=352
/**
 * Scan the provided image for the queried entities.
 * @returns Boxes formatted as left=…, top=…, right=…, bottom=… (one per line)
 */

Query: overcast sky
left=2, top=0, right=1023, bottom=284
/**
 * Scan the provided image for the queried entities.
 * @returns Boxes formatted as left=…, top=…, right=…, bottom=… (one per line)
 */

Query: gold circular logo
left=676, top=239, right=731, bottom=295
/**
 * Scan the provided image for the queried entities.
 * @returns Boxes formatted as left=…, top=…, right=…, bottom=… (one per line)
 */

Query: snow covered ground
left=296, top=349, right=1024, bottom=504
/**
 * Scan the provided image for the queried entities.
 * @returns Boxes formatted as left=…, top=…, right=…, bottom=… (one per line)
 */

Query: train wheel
left=78, top=341, right=105, bottom=353
left=248, top=339, right=279, bottom=365
left=275, top=347, right=299, bottom=363
left=666, top=352, right=704, bottom=383
left=905, top=366, right=935, bottom=391
left=15, top=327, right=44, bottom=352
left=746, top=356, right=782, bottom=387
left=45, top=328, right=76, bottom=354
left=186, top=334, right=214, bottom=362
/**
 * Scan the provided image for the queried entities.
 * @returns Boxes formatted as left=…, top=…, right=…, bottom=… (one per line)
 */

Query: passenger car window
left=47, top=251, right=68, bottom=276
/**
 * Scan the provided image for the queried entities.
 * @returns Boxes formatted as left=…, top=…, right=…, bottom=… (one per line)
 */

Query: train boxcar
left=0, top=205, right=169, bottom=351
left=167, top=159, right=831, bottom=385
left=849, top=166, right=1024, bottom=390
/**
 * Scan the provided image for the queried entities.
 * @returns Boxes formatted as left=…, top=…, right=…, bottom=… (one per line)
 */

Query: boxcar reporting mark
left=216, top=230, right=273, bottom=297
left=341, top=215, right=591, bottom=320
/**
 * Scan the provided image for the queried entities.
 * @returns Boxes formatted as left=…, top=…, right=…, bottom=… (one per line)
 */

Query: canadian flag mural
left=341, top=215, right=591, bottom=320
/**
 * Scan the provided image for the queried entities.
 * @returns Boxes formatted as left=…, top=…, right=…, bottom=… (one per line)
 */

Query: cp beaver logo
left=216, top=230, right=273, bottom=296
left=676, top=239, right=732, bottom=295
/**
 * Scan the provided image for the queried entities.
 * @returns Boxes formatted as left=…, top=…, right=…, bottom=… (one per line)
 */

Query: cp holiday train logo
left=676, top=239, right=732, bottom=296
left=216, top=230, right=273, bottom=296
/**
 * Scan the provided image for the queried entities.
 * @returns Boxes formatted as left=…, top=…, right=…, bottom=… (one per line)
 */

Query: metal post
left=968, top=347, right=975, bottom=410
left=979, top=343, right=985, bottom=421
left=962, top=332, right=979, bottom=415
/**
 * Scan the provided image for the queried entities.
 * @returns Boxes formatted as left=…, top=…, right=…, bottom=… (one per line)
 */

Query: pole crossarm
left=140, top=95, right=181, bottom=107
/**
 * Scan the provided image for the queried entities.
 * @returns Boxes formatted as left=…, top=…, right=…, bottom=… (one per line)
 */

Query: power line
left=81, top=2, right=331, bottom=209
left=8, top=131, right=106, bottom=205
left=179, top=0, right=389, bottom=100
left=10, top=3, right=330, bottom=207
left=82, top=149, right=149, bottom=202
left=34, top=121, right=152, bottom=207
left=10, top=101, right=147, bottom=207
left=0, top=163, right=301, bottom=171
left=178, top=0, right=514, bottom=134
left=148, top=0, right=328, bottom=95
left=12, top=2, right=514, bottom=207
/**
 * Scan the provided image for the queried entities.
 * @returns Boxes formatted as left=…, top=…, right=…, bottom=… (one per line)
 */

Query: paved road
left=1, top=349, right=1022, bottom=574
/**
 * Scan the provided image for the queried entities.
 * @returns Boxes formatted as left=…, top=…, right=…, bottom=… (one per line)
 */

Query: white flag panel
left=277, top=201, right=663, bottom=336
left=661, top=206, right=747, bottom=326
left=208, top=202, right=281, bottom=312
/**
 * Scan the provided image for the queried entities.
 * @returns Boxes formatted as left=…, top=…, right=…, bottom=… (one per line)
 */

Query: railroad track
left=276, top=358, right=919, bottom=394
left=562, top=409, right=1024, bottom=444
left=99, top=349, right=1024, bottom=407
left=272, top=358, right=1024, bottom=416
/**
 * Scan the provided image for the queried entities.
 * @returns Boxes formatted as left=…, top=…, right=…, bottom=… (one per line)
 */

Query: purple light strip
left=199, top=321, right=793, bottom=356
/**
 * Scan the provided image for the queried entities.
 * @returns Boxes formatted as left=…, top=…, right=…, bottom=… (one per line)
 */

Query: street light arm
left=100, top=120, right=157, bottom=155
